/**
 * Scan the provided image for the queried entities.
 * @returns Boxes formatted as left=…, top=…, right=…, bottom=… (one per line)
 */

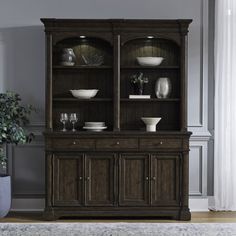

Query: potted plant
left=0, top=91, right=34, bottom=218
left=130, top=72, right=149, bottom=95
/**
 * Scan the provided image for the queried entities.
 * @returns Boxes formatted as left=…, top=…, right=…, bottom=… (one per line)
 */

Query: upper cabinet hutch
left=41, top=18, right=192, bottom=220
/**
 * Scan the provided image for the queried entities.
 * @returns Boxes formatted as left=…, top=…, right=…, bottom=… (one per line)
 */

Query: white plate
left=83, top=126, right=107, bottom=132
left=84, top=122, right=105, bottom=127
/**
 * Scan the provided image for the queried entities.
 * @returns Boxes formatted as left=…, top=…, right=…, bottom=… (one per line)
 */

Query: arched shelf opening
left=53, top=37, right=113, bottom=66
left=121, top=37, right=180, bottom=67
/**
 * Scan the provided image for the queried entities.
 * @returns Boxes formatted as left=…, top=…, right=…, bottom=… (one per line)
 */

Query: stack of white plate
left=83, top=122, right=107, bottom=132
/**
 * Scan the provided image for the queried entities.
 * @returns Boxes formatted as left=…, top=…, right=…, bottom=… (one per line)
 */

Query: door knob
left=145, top=177, right=149, bottom=180
left=159, top=141, right=163, bottom=145
left=73, top=141, right=76, bottom=145
left=86, top=177, right=90, bottom=181
left=152, top=177, right=156, bottom=181
left=116, top=141, right=120, bottom=145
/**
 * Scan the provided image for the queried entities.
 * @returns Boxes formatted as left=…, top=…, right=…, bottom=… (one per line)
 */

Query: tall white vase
left=155, top=77, right=172, bottom=98
left=0, top=175, right=11, bottom=218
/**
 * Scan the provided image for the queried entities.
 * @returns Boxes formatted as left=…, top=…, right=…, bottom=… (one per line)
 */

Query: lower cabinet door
left=151, top=154, right=180, bottom=206
left=85, top=153, right=115, bottom=206
left=53, top=154, right=83, bottom=206
left=119, top=154, right=149, bottom=206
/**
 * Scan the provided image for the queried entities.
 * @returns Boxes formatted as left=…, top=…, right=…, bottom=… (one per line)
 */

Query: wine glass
left=69, top=113, right=78, bottom=132
left=60, top=113, right=68, bottom=132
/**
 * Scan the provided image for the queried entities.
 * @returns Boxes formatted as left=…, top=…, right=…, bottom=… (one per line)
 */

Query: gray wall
left=0, top=0, right=214, bottom=208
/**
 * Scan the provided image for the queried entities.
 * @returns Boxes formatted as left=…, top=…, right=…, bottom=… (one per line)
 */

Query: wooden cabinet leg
left=43, top=208, right=59, bottom=221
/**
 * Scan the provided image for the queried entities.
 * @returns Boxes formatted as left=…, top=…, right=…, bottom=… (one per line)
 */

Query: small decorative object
left=130, top=72, right=149, bottom=95
left=155, top=77, right=172, bottom=98
left=82, top=54, right=104, bottom=66
left=83, top=121, right=107, bottom=132
left=70, top=89, right=99, bottom=99
left=0, top=91, right=34, bottom=218
left=69, top=113, right=78, bottom=132
left=60, top=113, right=68, bottom=132
left=136, top=57, right=164, bottom=66
left=60, top=48, right=76, bottom=66
left=141, top=117, right=162, bottom=132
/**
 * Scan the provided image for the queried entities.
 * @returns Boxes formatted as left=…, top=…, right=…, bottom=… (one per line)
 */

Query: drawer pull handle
left=116, top=141, right=120, bottom=145
left=73, top=141, right=76, bottom=145
left=159, top=141, right=163, bottom=145
left=79, top=177, right=83, bottom=180
left=145, top=177, right=149, bottom=181
left=86, top=177, right=90, bottom=181
left=152, top=177, right=156, bottom=181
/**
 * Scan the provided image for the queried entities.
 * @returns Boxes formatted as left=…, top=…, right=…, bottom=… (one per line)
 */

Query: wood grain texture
left=119, top=154, right=149, bottom=206
left=85, top=154, right=115, bottom=206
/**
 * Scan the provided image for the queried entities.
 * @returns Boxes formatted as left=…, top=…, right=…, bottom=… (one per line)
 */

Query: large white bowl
left=70, top=89, right=99, bottom=99
left=137, top=57, right=164, bottom=66
left=141, top=117, right=161, bottom=132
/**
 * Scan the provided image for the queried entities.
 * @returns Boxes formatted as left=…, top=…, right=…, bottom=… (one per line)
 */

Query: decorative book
left=129, top=95, right=151, bottom=99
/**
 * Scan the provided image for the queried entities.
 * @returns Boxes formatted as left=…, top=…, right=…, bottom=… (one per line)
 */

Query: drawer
left=52, top=138, right=95, bottom=150
left=139, top=138, right=182, bottom=150
left=96, top=138, right=138, bottom=150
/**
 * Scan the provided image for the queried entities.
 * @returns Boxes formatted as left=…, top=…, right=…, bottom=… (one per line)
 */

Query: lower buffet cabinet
left=45, top=152, right=188, bottom=220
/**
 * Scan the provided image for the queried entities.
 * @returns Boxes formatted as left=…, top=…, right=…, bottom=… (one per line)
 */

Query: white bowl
left=136, top=57, right=164, bottom=66
left=83, top=126, right=107, bottom=132
left=85, top=122, right=105, bottom=127
left=70, top=89, right=99, bottom=99
left=141, top=117, right=161, bottom=132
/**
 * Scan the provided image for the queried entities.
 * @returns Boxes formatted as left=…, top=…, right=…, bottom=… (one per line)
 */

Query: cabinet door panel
left=85, top=154, right=115, bottom=206
left=151, top=155, right=180, bottom=206
left=119, top=154, right=149, bottom=206
left=53, top=154, right=83, bottom=206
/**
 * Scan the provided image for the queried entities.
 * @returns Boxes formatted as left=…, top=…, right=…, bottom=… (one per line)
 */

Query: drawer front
left=139, top=138, right=182, bottom=150
left=96, top=138, right=138, bottom=150
left=52, top=138, right=95, bottom=150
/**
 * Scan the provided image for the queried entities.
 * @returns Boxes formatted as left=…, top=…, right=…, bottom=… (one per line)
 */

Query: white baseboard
left=11, top=197, right=210, bottom=212
left=189, top=197, right=209, bottom=212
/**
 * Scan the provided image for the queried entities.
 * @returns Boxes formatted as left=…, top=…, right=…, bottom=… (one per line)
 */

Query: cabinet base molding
left=44, top=207, right=191, bottom=221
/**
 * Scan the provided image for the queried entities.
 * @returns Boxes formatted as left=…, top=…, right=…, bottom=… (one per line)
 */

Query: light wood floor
left=0, top=212, right=236, bottom=223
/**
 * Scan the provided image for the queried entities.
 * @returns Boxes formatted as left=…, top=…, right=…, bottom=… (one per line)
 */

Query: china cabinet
left=41, top=18, right=192, bottom=220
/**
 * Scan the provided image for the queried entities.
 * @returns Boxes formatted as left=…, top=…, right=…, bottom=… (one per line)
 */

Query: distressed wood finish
left=53, top=154, right=83, bottom=206
left=85, top=154, right=115, bottom=206
left=41, top=18, right=192, bottom=220
left=119, top=154, right=149, bottom=206
left=150, top=154, right=180, bottom=206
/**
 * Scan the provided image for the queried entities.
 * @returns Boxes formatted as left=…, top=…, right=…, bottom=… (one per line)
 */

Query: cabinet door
left=53, top=154, right=83, bottom=206
left=151, top=154, right=180, bottom=206
left=85, top=153, right=115, bottom=206
left=119, top=154, right=149, bottom=206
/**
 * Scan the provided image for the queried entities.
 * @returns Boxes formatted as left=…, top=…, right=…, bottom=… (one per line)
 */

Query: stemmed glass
left=60, top=113, right=68, bottom=132
left=69, top=113, right=78, bottom=132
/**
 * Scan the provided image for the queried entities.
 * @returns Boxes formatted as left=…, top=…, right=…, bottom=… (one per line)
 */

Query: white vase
left=155, top=77, right=172, bottom=98
left=60, top=48, right=76, bottom=66
left=0, top=175, right=11, bottom=218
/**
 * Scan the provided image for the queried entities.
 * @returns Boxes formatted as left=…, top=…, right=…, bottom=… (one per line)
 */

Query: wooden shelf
left=53, top=65, right=112, bottom=69
left=121, top=65, right=180, bottom=69
left=120, top=98, right=180, bottom=102
left=53, top=98, right=112, bottom=102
